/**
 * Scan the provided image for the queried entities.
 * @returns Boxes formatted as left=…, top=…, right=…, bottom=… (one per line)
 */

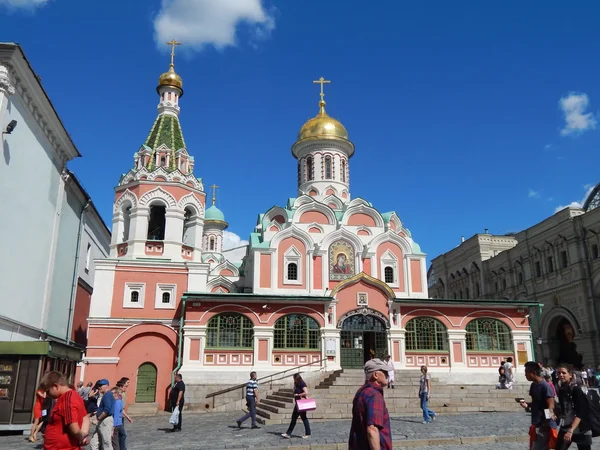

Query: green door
left=340, top=315, right=388, bottom=369
left=135, top=363, right=157, bottom=403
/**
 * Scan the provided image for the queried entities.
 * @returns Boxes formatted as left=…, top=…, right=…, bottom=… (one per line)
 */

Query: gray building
left=428, top=192, right=600, bottom=369
left=0, top=42, right=110, bottom=430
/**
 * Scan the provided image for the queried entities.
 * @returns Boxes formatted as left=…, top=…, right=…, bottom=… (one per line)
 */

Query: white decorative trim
left=380, top=250, right=399, bottom=288
left=0, top=64, right=15, bottom=95
left=178, top=193, right=205, bottom=215
left=123, top=282, right=145, bottom=308
left=139, top=187, right=177, bottom=208
left=83, top=357, right=120, bottom=364
left=113, top=189, right=138, bottom=213
left=155, top=283, right=176, bottom=309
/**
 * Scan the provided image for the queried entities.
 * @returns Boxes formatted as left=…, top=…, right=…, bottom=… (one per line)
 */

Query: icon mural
left=329, top=240, right=355, bottom=280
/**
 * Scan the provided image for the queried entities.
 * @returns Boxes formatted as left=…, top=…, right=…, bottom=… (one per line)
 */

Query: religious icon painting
left=329, top=240, right=355, bottom=280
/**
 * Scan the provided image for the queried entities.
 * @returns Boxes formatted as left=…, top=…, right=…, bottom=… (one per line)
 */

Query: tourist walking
left=281, top=373, right=311, bottom=439
left=349, top=358, right=392, bottom=450
left=28, top=384, right=47, bottom=442
left=111, top=387, right=126, bottom=450
left=169, top=374, right=185, bottom=432
left=115, top=378, right=133, bottom=449
left=384, top=355, right=395, bottom=389
left=504, top=357, right=515, bottom=389
left=556, top=364, right=592, bottom=450
left=77, top=382, right=92, bottom=402
left=236, top=371, right=260, bottom=429
left=40, top=371, right=90, bottom=450
left=419, top=365, right=436, bottom=423
left=90, top=379, right=114, bottom=450
left=519, top=361, right=558, bottom=450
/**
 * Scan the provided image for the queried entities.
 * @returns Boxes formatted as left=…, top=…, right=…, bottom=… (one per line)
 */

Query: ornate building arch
left=139, top=187, right=177, bottom=208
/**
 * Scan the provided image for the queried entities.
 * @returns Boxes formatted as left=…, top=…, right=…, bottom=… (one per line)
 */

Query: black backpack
left=586, top=389, right=600, bottom=437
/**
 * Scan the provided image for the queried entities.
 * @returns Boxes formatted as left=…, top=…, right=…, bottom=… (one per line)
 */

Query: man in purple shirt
left=349, top=358, right=392, bottom=450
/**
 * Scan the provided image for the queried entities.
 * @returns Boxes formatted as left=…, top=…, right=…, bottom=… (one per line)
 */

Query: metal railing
left=205, top=358, right=328, bottom=408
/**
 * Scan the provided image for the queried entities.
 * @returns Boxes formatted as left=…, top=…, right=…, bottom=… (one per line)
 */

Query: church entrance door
left=135, top=362, right=157, bottom=403
left=340, top=315, right=387, bottom=369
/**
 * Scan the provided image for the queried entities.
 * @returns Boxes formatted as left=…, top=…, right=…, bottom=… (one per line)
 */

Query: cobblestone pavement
left=2, top=411, right=599, bottom=449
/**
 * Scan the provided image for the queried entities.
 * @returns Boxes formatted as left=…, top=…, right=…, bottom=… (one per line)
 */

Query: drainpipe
left=66, top=199, right=91, bottom=343
left=171, top=297, right=187, bottom=387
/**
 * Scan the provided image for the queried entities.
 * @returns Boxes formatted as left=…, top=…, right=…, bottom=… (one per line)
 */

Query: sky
left=2, top=0, right=600, bottom=263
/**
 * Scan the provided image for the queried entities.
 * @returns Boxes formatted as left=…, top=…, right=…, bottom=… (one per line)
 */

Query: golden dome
left=297, top=100, right=348, bottom=142
left=157, top=64, right=183, bottom=94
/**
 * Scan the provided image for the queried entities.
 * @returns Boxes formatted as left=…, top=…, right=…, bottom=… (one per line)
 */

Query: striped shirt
left=246, top=379, right=258, bottom=397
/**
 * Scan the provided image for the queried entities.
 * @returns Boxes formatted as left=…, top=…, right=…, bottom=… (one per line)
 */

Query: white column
left=447, top=330, right=467, bottom=371
left=511, top=330, right=533, bottom=369
left=164, top=209, right=184, bottom=260
left=322, top=327, right=341, bottom=371
left=129, top=207, right=149, bottom=256
left=253, top=327, right=274, bottom=369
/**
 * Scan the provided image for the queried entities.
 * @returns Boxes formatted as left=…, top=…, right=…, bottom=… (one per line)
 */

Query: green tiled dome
left=205, top=205, right=225, bottom=222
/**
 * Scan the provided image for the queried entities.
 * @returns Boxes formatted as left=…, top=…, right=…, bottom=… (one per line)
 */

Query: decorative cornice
left=0, top=64, right=15, bottom=95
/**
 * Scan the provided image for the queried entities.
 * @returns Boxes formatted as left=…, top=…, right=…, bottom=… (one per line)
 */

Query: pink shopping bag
left=296, top=397, right=317, bottom=412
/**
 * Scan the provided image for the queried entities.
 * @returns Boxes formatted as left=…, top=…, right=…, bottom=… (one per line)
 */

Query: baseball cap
left=364, top=358, right=389, bottom=375
left=96, top=379, right=110, bottom=386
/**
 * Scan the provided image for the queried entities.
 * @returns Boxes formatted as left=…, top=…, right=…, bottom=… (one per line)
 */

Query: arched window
left=122, top=206, right=131, bottom=242
left=147, top=204, right=166, bottom=240
left=130, top=291, right=139, bottom=303
left=206, top=314, right=254, bottom=348
left=324, top=156, right=332, bottom=179
left=384, top=266, right=394, bottom=284
left=209, top=236, right=215, bottom=251
left=182, top=208, right=194, bottom=244
left=466, top=318, right=512, bottom=352
left=341, top=159, right=346, bottom=183
left=306, top=156, right=314, bottom=181
left=162, top=292, right=170, bottom=304
left=274, top=314, right=320, bottom=349
left=160, top=156, right=166, bottom=167
left=287, top=263, right=298, bottom=281
left=405, top=317, right=448, bottom=351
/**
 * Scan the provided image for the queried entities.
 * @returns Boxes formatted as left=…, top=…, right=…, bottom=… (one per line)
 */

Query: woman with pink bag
left=281, top=373, right=312, bottom=439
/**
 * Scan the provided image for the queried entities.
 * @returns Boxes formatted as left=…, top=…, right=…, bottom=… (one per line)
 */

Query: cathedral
left=84, top=47, right=537, bottom=410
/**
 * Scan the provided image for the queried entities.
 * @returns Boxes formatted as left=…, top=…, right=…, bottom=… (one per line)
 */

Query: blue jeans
left=420, top=392, right=435, bottom=422
left=286, top=405, right=311, bottom=436
left=238, top=396, right=257, bottom=427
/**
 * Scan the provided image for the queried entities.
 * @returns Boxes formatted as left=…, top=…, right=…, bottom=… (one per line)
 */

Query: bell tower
left=109, top=41, right=205, bottom=262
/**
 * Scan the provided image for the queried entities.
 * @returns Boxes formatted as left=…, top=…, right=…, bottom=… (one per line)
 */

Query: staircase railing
left=205, top=357, right=328, bottom=408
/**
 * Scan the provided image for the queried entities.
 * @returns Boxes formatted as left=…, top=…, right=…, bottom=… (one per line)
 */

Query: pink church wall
left=336, top=281, right=389, bottom=317
left=376, top=242, right=405, bottom=291
left=211, top=286, right=230, bottom=293
left=189, top=339, right=200, bottom=360
left=347, top=213, right=377, bottom=227
left=278, top=237, right=307, bottom=289
left=273, top=215, right=285, bottom=224
left=299, top=210, right=330, bottom=224
left=390, top=221, right=397, bottom=231
left=220, top=269, right=234, bottom=276
left=260, top=253, right=271, bottom=288
left=308, top=227, right=322, bottom=233
left=115, top=184, right=206, bottom=207
left=410, top=259, right=423, bottom=293
left=326, top=189, right=335, bottom=196
left=362, top=258, right=372, bottom=276
left=258, top=340, right=268, bottom=361
left=314, top=256, right=322, bottom=290
left=453, top=342, right=463, bottom=363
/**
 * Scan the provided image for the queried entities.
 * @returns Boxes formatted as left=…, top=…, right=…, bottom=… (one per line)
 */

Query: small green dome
left=205, top=205, right=225, bottom=222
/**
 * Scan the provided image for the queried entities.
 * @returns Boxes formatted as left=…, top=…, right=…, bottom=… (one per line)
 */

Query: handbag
left=296, top=397, right=317, bottom=412
left=169, top=406, right=180, bottom=425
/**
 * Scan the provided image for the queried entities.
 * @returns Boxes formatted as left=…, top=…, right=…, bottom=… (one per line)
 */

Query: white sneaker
left=281, top=433, right=291, bottom=438
left=302, top=435, right=311, bottom=439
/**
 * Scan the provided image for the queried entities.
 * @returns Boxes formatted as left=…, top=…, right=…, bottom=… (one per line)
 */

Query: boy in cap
left=349, top=358, right=392, bottom=450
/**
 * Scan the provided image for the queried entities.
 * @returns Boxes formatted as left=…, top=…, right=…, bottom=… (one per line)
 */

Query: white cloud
left=528, top=189, right=540, bottom=199
left=559, top=92, right=597, bottom=136
left=222, top=230, right=249, bottom=264
left=0, top=0, right=49, bottom=8
left=554, top=184, right=595, bottom=213
left=153, top=0, right=275, bottom=52
left=544, top=144, right=552, bottom=150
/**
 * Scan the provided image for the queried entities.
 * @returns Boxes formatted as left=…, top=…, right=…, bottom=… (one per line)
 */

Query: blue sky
left=2, top=0, right=600, bottom=261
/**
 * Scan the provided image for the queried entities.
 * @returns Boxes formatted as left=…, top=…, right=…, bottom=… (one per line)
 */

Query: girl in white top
left=384, top=355, right=395, bottom=389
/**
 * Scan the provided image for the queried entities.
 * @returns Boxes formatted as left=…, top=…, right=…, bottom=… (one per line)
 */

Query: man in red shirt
left=40, top=371, right=90, bottom=450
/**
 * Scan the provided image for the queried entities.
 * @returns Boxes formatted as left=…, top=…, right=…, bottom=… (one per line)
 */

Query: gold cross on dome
left=209, top=184, right=219, bottom=206
left=166, top=39, right=182, bottom=66
left=313, top=77, right=331, bottom=102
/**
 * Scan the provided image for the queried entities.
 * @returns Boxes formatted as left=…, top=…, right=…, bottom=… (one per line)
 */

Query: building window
left=592, top=244, right=599, bottom=259
left=459, top=290, right=463, bottom=299
left=405, top=317, right=448, bottom=351
left=561, top=251, right=568, bottom=269
left=274, top=314, right=320, bottom=349
left=155, top=284, right=176, bottom=309
left=341, top=159, right=347, bottom=183
left=147, top=204, right=166, bottom=240
left=160, top=156, right=166, bottom=167
left=466, top=318, right=512, bottom=352
left=495, top=282, right=498, bottom=292
left=306, top=156, right=314, bottom=181
left=474, top=282, right=480, bottom=297
left=122, top=206, right=131, bottom=243
left=287, top=263, right=298, bottom=281
left=502, top=278, right=507, bottom=290
left=183, top=207, right=194, bottom=245
left=324, top=156, right=332, bottom=179
left=547, top=256, right=554, bottom=273
left=535, top=261, right=542, bottom=277
left=124, top=283, right=145, bottom=308
left=209, top=236, right=215, bottom=251
left=85, top=244, right=91, bottom=273
left=384, top=266, right=394, bottom=283
left=518, top=272, right=523, bottom=284
left=206, top=314, right=254, bottom=348
left=465, top=288, right=470, bottom=299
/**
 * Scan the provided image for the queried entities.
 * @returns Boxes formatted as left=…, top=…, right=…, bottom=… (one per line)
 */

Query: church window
left=518, top=272, right=523, bottom=284
left=405, top=317, right=448, bottom=351
left=168, top=92, right=172, bottom=101
left=474, top=282, right=480, bottom=297
left=206, top=314, right=254, bottom=348
left=147, top=204, right=166, bottom=240
left=502, top=278, right=507, bottom=290
left=466, top=318, right=511, bottom=352
left=124, top=282, right=145, bottom=308
left=183, top=207, right=194, bottom=245
left=324, top=156, right=332, bottom=179
left=592, top=244, right=599, bottom=259
left=131, top=291, right=139, bottom=303
left=162, top=292, right=170, bottom=303
left=209, top=236, right=215, bottom=251
left=494, top=282, right=498, bottom=292
left=535, top=261, right=542, bottom=277
left=341, top=160, right=347, bottom=183
left=306, top=156, right=314, bottom=181
left=384, top=266, right=394, bottom=284
left=122, top=206, right=131, bottom=243
left=287, top=263, right=298, bottom=281
left=274, top=314, right=320, bottom=349
left=547, top=256, right=554, bottom=273
left=155, top=284, right=175, bottom=309
left=560, top=251, right=568, bottom=269
left=160, top=156, right=166, bottom=167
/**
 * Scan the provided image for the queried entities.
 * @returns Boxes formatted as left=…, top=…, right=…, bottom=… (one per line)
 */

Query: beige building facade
left=428, top=187, right=600, bottom=369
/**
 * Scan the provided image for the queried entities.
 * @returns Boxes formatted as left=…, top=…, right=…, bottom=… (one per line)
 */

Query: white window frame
left=380, top=251, right=399, bottom=288
left=155, top=284, right=177, bottom=309
left=124, top=283, right=145, bottom=308
left=284, top=246, right=302, bottom=285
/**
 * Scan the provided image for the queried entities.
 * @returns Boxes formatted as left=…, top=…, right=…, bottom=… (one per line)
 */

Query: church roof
left=144, top=114, right=186, bottom=150
left=205, top=205, right=225, bottom=222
